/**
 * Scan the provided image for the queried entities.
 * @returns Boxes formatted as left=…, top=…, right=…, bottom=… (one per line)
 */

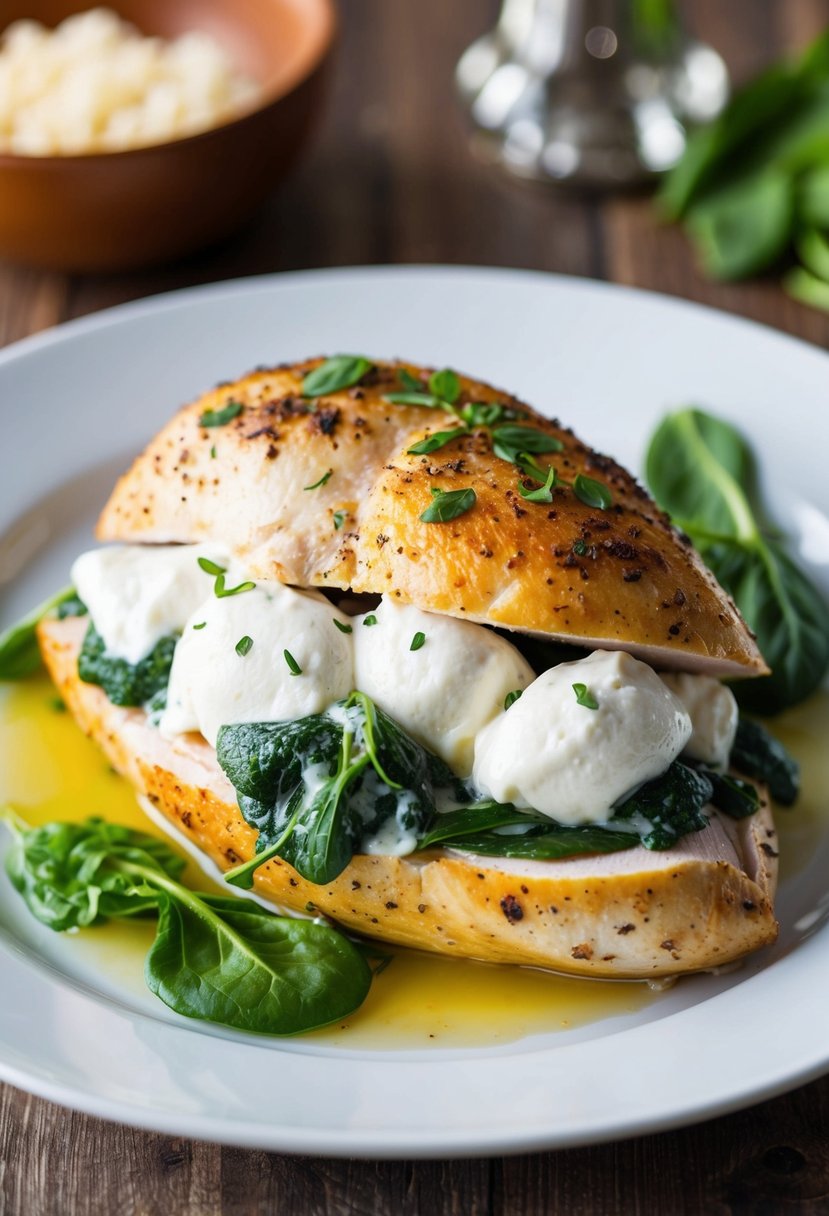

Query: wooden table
left=3, top=1, right=829, bottom=1211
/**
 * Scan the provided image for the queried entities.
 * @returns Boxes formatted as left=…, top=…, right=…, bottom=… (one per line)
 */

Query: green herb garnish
left=302, top=356, right=373, bottom=398
left=410, top=631, right=426, bottom=651
left=420, top=487, right=476, bottom=523
left=284, top=649, right=302, bottom=676
left=192, top=622, right=206, bottom=631
left=333, top=619, right=353, bottom=634
left=199, top=400, right=243, bottom=428
left=519, top=464, right=557, bottom=503
left=573, top=474, right=613, bottom=510
left=304, top=469, right=333, bottom=491
left=407, top=428, right=467, bottom=456
left=504, top=689, right=523, bottom=710
left=197, top=557, right=226, bottom=577
left=572, top=683, right=599, bottom=710
left=362, top=614, right=378, bottom=627
left=214, top=575, right=256, bottom=599
left=235, top=635, right=253, bottom=657
left=491, top=425, right=563, bottom=465
left=333, top=510, right=347, bottom=530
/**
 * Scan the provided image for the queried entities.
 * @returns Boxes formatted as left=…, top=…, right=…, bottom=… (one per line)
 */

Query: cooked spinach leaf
left=646, top=409, right=829, bottom=713
left=420, top=763, right=712, bottom=858
left=701, top=770, right=761, bottom=819
left=3, top=813, right=371, bottom=1035
left=77, top=623, right=177, bottom=708
left=0, top=585, right=80, bottom=681
left=612, top=762, right=712, bottom=850
left=218, top=694, right=447, bottom=888
left=730, top=717, right=800, bottom=805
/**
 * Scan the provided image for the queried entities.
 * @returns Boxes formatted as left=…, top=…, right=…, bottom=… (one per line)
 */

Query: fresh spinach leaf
left=146, top=890, right=371, bottom=1035
left=302, top=356, right=373, bottom=398
left=686, top=172, right=793, bottom=280
left=4, top=815, right=184, bottom=931
left=645, top=409, right=829, bottom=712
left=0, top=585, right=79, bottom=681
left=77, top=624, right=177, bottom=708
left=3, top=814, right=372, bottom=1035
left=730, top=717, right=800, bottom=805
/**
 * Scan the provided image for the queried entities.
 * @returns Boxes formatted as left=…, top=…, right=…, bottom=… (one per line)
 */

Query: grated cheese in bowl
left=0, top=7, right=261, bottom=156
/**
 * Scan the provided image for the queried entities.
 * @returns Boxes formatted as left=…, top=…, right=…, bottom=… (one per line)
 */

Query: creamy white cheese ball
left=352, top=597, right=535, bottom=775
left=71, top=543, right=225, bottom=665
left=472, top=650, right=693, bottom=824
left=160, top=581, right=353, bottom=747
left=660, top=672, right=738, bottom=771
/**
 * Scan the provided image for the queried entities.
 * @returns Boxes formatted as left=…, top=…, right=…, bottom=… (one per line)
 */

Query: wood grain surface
left=2, top=1, right=829, bottom=1213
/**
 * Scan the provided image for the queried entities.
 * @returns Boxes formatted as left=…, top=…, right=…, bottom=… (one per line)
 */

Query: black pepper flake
left=668, top=623, right=682, bottom=637
left=617, top=923, right=636, bottom=935
left=622, top=568, right=643, bottom=582
left=385, top=900, right=398, bottom=910
left=500, top=894, right=524, bottom=923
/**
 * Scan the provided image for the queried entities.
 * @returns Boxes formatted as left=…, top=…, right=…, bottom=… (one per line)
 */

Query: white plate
left=1, top=266, right=828, bottom=1157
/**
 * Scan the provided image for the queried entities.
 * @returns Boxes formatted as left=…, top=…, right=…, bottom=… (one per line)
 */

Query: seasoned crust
left=95, top=358, right=766, bottom=678
left=40, top=616, right=779, bottom=979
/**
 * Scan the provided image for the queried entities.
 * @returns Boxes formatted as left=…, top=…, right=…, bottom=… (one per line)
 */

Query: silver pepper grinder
left=456, top=0, right=728, bottom=189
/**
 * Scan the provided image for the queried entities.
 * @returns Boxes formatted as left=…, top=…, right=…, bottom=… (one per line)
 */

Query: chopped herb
left=284, top=649, right=302, bottom=676
left=333, top=510, right=347, bottom=530
left=302, top=356, right=373, bottom=398
left=420, top=487, right=477, bottom=523
left=504, top=689, right=523, bottom=710
left=398, top=368, right=423, bottom=392
left=572, top=683, right=599, bottom=710
left=573, top=473, right=612, bottom=510
left=385, top=391, right=447, bottom=410
left=214, top=575, right=256, bottom=599
left=410, top=631, right=426, bottom=651
left=304, top=469, right=333, bottom=491
left=518, top=464, right=557, bottom=503
left=235, top=636, right=253, bottom=657
left=428, top=368, right=461, bottom=405
left=192, top=622, right=207, bottom=631
left=210, top=445, right=217, bottom=459
left=199, top=400, right=243, bottom=428
left=573, top=539, right=588, bottom=556
left=362, top=614, right=378, bottom=627
left=48, top=695, right=66, bottom=713
left=197, top=557, right=226, bottom=577
left=407, top=428, right=467, bottom=456
left=460, top=402, right=509, bottom=427
left=333, top=619, right=353, bottom=634
left=492, top=425, right=563, bottom=465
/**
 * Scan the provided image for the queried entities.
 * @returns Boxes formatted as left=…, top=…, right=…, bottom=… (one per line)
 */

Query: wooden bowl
left=0, top=0, right=335, bottom=271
